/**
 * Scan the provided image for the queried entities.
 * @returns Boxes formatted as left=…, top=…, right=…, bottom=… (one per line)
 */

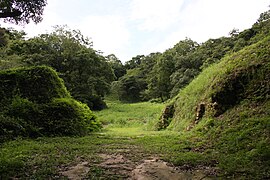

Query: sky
left=2, top=0, right=270, bottom=62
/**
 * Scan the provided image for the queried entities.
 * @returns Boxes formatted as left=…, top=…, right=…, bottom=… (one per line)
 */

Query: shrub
left=87, top=95, right=107, bottom=111
left=0, top=66, right=101, bottom=140
left=40, top=98, right=101, bottom=136
left=0, top=114, right=25, bottom=142
left=0, top=66, right=70, bottom=106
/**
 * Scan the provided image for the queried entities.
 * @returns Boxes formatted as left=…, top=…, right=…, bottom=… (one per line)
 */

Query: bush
left=0, top=66, right=101, bottom=140
left=0, top=66, right=70, bottom=105
left=87, top=95, right=107, bottom=111
left=3, top=97, right=101, bottom=138
left=0, top=114, right=25, bottom=142
left=40, top=98, right=101, bottom=136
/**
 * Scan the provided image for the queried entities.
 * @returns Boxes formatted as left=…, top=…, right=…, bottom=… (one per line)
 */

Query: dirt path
left=61, top=154, right=214, bottom=180
left=60, top=136, right=216, bottom=180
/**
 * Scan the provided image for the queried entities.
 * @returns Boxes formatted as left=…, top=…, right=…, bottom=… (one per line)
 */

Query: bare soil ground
left=60, top=136, right=217, bottom=180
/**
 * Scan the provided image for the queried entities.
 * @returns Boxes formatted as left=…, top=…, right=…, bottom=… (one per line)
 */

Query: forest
left=0, top=1, right=269, bottom=179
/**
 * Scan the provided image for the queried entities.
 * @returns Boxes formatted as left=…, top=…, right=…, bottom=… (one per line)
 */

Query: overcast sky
left=2, top=0, right=270, bottom=62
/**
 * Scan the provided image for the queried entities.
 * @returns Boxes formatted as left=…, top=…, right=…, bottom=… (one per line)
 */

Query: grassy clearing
left=0, top=101, right=214, bottom=179
left=0, top=101, right=172, bottom=179
left=94, top=100, right=164, bottom=130
left=0, top=127, right=213, bottom=179
left=1, top=99, right=269, bottom=179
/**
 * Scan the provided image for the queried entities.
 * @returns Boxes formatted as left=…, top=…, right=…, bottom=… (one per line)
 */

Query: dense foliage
left=0, top=66, right=101, bottom=142
left=0, top=65, right=70, bottom=104
left=0, top=26, right=117, bottom=110
left=0, top=0, right=47, bottom=24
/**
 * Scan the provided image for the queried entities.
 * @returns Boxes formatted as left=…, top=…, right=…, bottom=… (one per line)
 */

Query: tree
left=124, top=55, right=145, bottom=69
left=6, top=26, right=115, bottom=110
left=106, top=54, right=126, bottom=80
left=256, top=9, right=270, bottom=24
left=0, top=28, right=8, bottom=47
left=113, top=52, right=161, bottom=102
left=154, top=51, right=174, bottom=101
left=0, top=0, right=47, bottom=24
left=113, top=75, right=147, bottom=102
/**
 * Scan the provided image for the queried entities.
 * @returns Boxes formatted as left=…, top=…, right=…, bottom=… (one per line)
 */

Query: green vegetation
left=0, top=0, right=47, bottom=24
left=95, top=100, right=164, bottom=129
left=160, top=33, right=270, bottom=179
left=0, top=26, right=115, bottom=110
left=0, top=102, right=167, bottom=179
left=0, top=66, right=101, bottom=141
left=0, top=98, right=269, bottom=179
left=0, top=65, right=70, bottom=104
left=0, top=4, right=269, bottom=179
left=0, top=101, right=213, bottom=179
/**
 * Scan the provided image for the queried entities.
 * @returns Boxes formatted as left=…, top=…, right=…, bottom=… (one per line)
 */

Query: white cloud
left=130, top=0, right=185, bottom=31
left=178, top=0, right=270, bottom=42
left=77, top=15, right=130, bottom=60
left=1, top=0, right=269, bottom=62
left=145, top=0, right=270, bottom=55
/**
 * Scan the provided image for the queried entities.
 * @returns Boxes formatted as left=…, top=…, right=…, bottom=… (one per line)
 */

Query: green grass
left=168, top=36, right=270, bottom=131
left=0, top=127, right=211, bottom=179
left=1, top=99, right=269, bottom=179
left=1, top=36, right=270, bottom=179
left=0, top=100, right=212, bottom=179
left=0, top=101, right=169, bottom=179
left=94, top=100, right=164, bottom=130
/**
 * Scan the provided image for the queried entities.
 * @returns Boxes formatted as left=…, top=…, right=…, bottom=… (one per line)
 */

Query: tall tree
left=106, top=54, right=125, bottom=80
left=155, top=51, right=174, bottom=101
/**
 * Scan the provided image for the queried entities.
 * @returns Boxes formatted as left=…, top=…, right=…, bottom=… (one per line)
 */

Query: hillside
left=159, top=35, right=270, bottom=178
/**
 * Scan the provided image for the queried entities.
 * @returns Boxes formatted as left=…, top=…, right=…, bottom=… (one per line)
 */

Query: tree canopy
left=111, top=9, right=270, bottom=103
left=0, top=0, right=47, bottom=24
left=0, top=26, right=116, bottom=110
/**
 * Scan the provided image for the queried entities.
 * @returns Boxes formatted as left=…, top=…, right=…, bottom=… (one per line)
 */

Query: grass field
left=0, top=100, right=216, bottom=179
left=1, top=101, right=189, bottom=179
left=94, top=100, right=165, bottom=130
left=1, top=100, right=268, bottom=179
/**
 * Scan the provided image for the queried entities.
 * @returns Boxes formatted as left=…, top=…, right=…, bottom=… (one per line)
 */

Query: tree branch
left=0, top=10, right=22, bottom=18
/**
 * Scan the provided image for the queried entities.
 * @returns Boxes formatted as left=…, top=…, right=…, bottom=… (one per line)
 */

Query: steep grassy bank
left=163, top=36, right=270, bottom=178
